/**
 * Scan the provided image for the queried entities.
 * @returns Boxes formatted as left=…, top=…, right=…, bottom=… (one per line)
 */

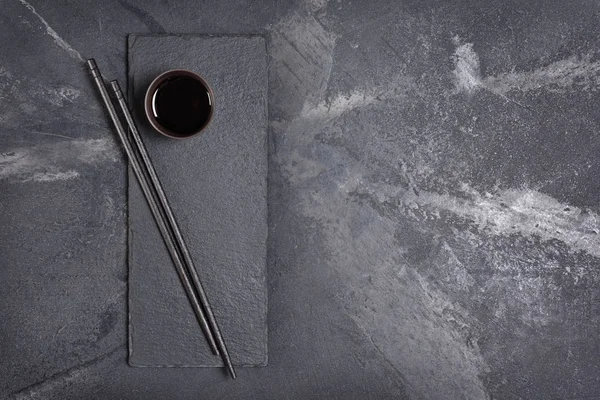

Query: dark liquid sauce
left=152, top=76, right=212, bottom=136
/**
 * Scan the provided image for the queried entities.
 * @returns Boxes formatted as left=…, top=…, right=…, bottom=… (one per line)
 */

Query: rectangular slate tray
left=127, top=34, right=268, bottom=367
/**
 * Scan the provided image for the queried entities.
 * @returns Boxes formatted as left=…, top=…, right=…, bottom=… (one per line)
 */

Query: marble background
left=1, top=0, right=600, bottom=398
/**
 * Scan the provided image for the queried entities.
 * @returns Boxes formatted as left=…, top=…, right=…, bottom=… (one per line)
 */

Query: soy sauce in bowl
left=145, top=70, right=214, bottom=139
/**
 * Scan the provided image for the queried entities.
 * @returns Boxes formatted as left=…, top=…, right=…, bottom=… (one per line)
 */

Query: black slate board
left=127, top=35, right=268, bottom=367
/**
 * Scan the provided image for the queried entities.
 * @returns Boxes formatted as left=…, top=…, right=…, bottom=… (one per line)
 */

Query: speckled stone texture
left=3, top=0, right=600, bottom=399
left=127, top=35, right=268, bottom=367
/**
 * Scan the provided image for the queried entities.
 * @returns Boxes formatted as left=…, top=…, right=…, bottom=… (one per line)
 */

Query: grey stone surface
left=2, top=0, right=600, bottom=399
left=127, top=34, right=268, bottom=367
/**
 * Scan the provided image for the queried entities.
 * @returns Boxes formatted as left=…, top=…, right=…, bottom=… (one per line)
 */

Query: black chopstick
left=87, top=59, right=235, bottom=377
left=110, top=80, right=236, bottom=379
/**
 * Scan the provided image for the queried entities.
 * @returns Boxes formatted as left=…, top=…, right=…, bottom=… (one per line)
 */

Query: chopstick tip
left=109, top=80, right=119, bottom=89
left=86, top=58, right=97, bottom=70
left=227, top=364, right=237, bottom=379
left=86, top=58, right=102, bottom=80
left=109, top=80, right=127, bottom=101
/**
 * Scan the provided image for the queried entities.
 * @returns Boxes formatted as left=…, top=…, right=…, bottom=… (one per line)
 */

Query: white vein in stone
left=17, top=0, right=84, bottom=62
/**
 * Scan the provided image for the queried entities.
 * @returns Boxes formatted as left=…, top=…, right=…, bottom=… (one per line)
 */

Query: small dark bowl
left=144, top=69, right=214, bottom=139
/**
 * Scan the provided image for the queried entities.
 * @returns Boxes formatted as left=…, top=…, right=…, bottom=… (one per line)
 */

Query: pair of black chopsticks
left=86, top=59, right=236, bottom=378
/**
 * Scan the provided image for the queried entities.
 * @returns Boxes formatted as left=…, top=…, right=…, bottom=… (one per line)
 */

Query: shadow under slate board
left=127, top=34, right=268, bottom=367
